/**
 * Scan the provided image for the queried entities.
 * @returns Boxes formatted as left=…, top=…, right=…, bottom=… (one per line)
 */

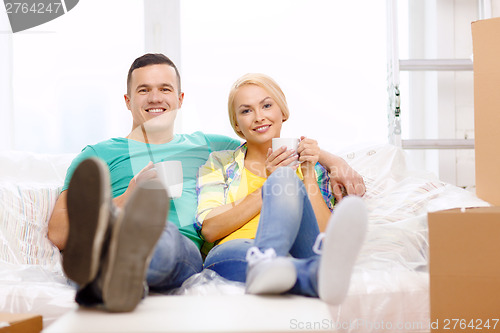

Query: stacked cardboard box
left=428, top=17, right=500, bottom=333
left=0, top=313, right=42, bottom=333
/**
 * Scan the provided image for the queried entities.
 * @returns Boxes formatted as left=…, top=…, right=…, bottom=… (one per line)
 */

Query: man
left=48, top=53, right=365, bottom=312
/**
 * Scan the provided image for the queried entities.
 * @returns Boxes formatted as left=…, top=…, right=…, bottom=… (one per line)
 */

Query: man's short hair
left=126, top=53, right=181, bottom=94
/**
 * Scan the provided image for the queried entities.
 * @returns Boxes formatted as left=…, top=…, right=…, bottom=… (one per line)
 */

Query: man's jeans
left=147, top=222, right=203, bottom=292
left=76, top=222, right=202, bottom=305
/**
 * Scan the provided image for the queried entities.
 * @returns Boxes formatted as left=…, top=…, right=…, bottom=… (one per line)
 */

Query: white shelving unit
left=387, top=0, right=491, bottom=151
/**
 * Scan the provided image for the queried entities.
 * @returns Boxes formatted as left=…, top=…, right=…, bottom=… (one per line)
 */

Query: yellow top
left=218, top=168, right=266, bottom=244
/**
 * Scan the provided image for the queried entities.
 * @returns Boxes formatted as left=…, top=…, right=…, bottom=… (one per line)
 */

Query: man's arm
left=48, top=191, right=69, bottom=250
left=318, top=150, right=365, bottom=202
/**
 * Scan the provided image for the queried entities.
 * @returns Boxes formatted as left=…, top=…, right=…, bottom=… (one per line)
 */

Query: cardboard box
left=0, top=313, right=42, bottom=333
left=427, top=17, right=500, bottom=333
left=472, top=17, right=500, bottom=206
left=428, top=207, right=500, bottom=332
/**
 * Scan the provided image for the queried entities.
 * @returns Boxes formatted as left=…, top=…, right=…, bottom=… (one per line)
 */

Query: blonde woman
left=196, top=73, right=367, bottom=304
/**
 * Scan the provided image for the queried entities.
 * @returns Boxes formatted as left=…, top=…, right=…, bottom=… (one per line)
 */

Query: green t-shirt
left=62, top=131, right=240, bottom=249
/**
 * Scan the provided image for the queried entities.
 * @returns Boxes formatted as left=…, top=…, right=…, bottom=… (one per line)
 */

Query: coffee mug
left=154, top=160, right=183, bottom=198
left=272, top=138, right=300, bottom=166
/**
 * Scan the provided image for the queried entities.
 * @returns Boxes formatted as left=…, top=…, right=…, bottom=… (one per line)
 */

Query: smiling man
left=47, top=53, right=365, bottom=313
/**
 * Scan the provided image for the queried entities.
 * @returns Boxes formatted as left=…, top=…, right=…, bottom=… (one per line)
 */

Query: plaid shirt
left=195, top=143, right=335, bottom=239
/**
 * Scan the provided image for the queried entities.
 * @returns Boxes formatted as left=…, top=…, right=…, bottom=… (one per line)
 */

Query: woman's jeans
left=203, top=167, right=321, bottom=297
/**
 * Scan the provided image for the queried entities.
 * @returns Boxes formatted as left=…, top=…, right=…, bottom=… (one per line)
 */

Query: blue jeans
left=203, top=167, right=321, bottom=297
left=147, top=222, right=203, bottom=292
left=76, top=221, right=202, bottom=305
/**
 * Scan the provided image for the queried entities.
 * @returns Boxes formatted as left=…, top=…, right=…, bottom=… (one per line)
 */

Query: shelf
left=402, top=139, right=475, bottom=149
left=399, top=59, right=473, bottom=71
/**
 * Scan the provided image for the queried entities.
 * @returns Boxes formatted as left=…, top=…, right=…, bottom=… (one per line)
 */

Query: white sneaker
left=245, top=247, right=297, bottom=295
left=317, top=196, right=368, bottom=305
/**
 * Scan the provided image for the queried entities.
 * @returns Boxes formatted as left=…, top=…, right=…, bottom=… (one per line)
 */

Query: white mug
left=154, top=160, right=183, bottom=198
left=272, top=138, right=299, bottom=166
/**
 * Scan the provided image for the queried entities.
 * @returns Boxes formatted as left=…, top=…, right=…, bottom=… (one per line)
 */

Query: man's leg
left=65, top=157, right=169, bottom=312
left=146, top=222, right=203, bottom=292
left=100, top=180, right=169, bottom=312
left=63, top=157, right=112, bottom=287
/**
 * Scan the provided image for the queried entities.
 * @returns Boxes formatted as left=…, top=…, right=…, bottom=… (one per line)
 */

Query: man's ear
left=178, top=92, right=185, bottom=108
left=124, top=94, right=131, bottom=110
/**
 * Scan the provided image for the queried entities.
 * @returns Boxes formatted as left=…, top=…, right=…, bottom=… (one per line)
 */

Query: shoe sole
left=318, top=196, right=368, bottom=305
left=246, top=258, right=297, bottom=295
left=63, top=157, right=111, bottom=286
left=102, top=180, right=169, bottom=312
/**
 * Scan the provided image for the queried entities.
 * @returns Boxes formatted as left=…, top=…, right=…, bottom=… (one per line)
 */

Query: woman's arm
left=201, top=188, right=262, bottom=243
left=196, top=151, right=262, bottom=243
left=298, top=137, right=333, bottom=232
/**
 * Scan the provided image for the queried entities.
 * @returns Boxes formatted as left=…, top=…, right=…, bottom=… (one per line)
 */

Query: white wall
left=175, top=0, right=388, bottom=154
left=0, top=8, right=13, bottom=150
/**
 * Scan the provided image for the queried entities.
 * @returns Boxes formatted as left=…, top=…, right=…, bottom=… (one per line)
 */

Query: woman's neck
left=244, top=141, right=272, bottom=177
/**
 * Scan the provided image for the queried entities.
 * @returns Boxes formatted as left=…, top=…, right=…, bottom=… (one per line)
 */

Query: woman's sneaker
left=245, top=247, right=297, bottom=295
left=317, top=196, right=368, bottom=305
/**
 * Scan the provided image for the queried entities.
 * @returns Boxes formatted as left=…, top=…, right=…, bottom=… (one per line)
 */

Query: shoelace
left=312, top=233, right=326, bottom=255
left=246, top=246, right=277, bottom=266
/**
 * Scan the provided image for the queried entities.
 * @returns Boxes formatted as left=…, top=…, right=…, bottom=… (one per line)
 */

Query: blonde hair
left=228, top=73, right=290, bottom=139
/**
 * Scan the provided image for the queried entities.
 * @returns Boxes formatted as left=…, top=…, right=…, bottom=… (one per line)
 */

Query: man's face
left=124, top=64, right=184, bottom=130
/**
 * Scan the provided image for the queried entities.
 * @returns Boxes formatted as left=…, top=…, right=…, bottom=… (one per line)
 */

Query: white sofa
left=0, top=145, right=489, bottom=332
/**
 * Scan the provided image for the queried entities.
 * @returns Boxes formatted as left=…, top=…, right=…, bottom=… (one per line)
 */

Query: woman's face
left=233, top=84, right=285, bottom=146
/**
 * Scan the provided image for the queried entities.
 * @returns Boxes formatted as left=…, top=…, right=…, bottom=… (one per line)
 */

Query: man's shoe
left=318, top=196, right=368, bottom=305
left=63, top=157, right=112, bottom=287
left=102, top=179, right=169, bottom=312
left=245, top=247, right=297, bottom=295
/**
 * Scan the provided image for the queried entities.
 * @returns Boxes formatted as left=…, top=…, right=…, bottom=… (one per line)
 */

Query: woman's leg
left=203, top=239, right=253, bottom=282
left=254, top=167, right=319, bottom=257
left=290, top=196, right=368, bottom=302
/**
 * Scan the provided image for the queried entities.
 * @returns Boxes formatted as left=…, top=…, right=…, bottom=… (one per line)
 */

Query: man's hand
left=318, top=150, right=365, bottom=202
left=329, top=158, right=365, bottom=202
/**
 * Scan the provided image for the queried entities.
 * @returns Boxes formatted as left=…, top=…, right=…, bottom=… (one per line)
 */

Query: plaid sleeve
left=315, top=162, right=335, bottom=211
left=195, top=152, right=230, bottom=238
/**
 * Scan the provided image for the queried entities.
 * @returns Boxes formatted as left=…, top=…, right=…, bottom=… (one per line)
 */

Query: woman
left=196, top=73, right=367, bottom=304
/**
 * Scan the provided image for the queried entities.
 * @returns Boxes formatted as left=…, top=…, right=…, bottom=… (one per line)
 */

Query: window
left=1, top=0, right=144, bottom=153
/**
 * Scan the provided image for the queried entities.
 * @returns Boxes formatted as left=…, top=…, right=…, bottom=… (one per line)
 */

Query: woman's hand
left=265, top=146, right=298, bottom=177
left=297, top=136, right=320, bottom=176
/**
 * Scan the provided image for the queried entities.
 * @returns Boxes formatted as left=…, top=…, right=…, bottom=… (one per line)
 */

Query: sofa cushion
left=0, top=182, right=63, bottom=266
